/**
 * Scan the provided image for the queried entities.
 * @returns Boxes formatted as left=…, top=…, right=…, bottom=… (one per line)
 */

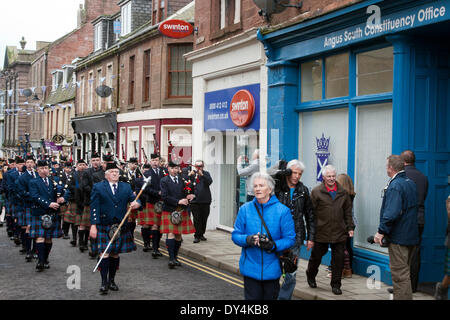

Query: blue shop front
left=258, top=0, right=450, bottom=285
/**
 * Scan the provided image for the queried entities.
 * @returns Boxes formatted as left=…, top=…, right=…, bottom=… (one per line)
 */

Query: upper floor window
left=143, top=50, right=151, bottom=103
left=129, top=55, right=135, bottom=105
left=63, top=66, right=74, bottom=87
left=94, top=22, right=103, bottom=51
left=168, top=44, right=193, bottom=98
left=220, top=0, right=241, bottom=29
left=121, top=1, right=132, bottom=36
left=51, top=70, right=63, bottom=92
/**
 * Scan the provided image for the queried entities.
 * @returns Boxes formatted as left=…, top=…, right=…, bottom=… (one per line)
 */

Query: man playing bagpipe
left=160, top=161, right=196, bottom=269
left=29, top=160, right=69, bottom=271
left=89, top=162, right=141, bottom=294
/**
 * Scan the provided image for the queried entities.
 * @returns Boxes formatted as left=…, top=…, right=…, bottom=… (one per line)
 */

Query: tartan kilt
left=138, top=203, right=161, bottom=226
left=16, top=208, right=25, bottom=226
left=129, top=209, right=138, bottom=221
left=92, top=225, right=136, bottom=255
left=160, top=210, right=195, bottom=235
left=9, top=203, right=17, bottom=218
left=24, top=207, right=33, bottom=226
left=29, top=215, right=62, bottom=239
left=80, top=206, right=91, bottom=227
left=62, top=202, right=79, bottom=224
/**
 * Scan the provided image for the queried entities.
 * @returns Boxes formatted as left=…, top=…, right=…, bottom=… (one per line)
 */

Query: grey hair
left=250, top=172, right=275, bottom=195
left=322, top=164, right=336, bottom=176
left=287, top=159, right=305, bottom=171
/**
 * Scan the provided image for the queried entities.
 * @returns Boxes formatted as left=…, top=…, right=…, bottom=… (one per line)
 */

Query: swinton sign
left=159, top=19, right=193, bottom=38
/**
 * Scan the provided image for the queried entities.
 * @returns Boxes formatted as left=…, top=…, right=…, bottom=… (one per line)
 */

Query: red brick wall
left=85, top=0, right=120, bottom=23
left=194, top=0, right=360, bottom=51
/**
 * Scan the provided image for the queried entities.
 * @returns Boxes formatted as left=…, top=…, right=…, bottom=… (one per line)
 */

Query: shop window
left=168, top=44, right=193, bottom=98
left=301, top=59, right=322, bottom=102
left=354, top=103, right=392, bottom=253
left=142, top=126, right=155, bottom=161
left=326, top=52, right=349, bottom=99
left=357, top=46, right=393, bottom=95
left=127, top=127, right=139, bottom=159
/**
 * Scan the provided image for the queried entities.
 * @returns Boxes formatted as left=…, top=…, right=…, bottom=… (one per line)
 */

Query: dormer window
left=62, top=65, right=74, bottom=87
left=121, top=1, right=132, bottom=36
left=94, top=22, right=103, bottom=51
left=51, top=70, right=63, bottom=92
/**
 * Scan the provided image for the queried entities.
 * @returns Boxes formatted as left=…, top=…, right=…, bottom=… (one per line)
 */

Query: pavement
left=138, top=228, right=435, bottom=300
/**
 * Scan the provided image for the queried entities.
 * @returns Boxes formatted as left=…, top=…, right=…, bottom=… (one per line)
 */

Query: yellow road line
left=134, top=239, right=243, bottom=288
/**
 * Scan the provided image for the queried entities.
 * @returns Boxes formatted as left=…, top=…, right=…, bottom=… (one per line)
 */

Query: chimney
left=77, top=3, right=86, bottom=27
left=20, top=37, right=27, bottom=50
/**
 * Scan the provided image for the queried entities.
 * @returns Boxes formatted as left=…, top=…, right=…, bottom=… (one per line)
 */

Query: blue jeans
left=278, top=247, right=301, bottom=300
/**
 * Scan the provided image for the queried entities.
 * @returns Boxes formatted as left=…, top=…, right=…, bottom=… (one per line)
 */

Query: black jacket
left=160, top=174, right=185, bottom=212
left=275, top=179, right=315, bottom=251
left=404, top=165, right=428, bottom=225
left=188, top=170, right=213, bottom=205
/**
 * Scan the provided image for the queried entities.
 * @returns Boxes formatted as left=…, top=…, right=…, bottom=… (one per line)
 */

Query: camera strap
left=253, top=203, right=277, bottom=252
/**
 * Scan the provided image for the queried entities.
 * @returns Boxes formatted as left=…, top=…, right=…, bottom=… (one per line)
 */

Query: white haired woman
left=232, top=172, right=296, bottom=300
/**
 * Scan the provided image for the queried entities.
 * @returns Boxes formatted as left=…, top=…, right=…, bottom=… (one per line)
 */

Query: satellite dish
left=95, top=85, right=112, bottom=98
left=22, top=89, right=33, bottom=97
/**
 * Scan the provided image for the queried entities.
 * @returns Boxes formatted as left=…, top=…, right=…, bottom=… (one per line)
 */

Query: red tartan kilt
left=80, top=206, right=91, bottom=227
left=160, top=210, right=195, bottom=235
left=138, top=203, right=161, bottom=226
left=62, top=202, right=78, bottom=224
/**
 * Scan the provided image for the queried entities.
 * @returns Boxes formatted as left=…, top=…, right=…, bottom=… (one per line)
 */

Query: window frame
left=143, top=49, right=151, bottom=104
left=128, top=55, right=135, bottom=106
left=167, top=43, right=193, bottom=98
left=121, top=1, right=132, bottom=36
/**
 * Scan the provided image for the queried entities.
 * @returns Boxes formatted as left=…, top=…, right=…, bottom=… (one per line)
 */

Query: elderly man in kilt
left=16, top=154, right=38, bottom=262
left=137, top=154, right=165, bottom=257
left=29, top=160, right=68, bottom=271
left=160, top=161, right=196, bottom=269
left=89, top=162, right=141, bottom=294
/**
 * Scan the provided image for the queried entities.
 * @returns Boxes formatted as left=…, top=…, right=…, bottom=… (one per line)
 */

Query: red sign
left=230, top=90, right=256, bottom=128
left=159, top=19, right=193, bottom=38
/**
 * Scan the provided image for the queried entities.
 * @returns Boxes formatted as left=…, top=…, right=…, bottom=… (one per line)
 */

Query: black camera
left=276, top=160, right=292, bottom=176
left=258, top=233, right=269, bottom=242
left=367, top=235, right=390, bottom=248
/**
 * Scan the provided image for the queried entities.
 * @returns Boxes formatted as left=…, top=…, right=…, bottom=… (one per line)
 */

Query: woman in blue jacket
left=232, top=172, right=296, bottom=300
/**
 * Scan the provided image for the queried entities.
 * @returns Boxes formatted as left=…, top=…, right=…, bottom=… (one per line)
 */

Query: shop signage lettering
left=204, top=84, right=260, bottom=132
left=323, top=3, right=447, bottom=49
left=158, top=19, right=193, bottom=38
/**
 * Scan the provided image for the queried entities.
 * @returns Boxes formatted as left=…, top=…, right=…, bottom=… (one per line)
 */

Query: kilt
left=24, top=207, right=33, bottom=226
left=92, top=225, right=136, bottom=255
left=17, top=207, right=32, bottom=227
left=445, top=248, right=450, bottom=276
left=138, top=203, right=161, bottom=226
left=29, top=215, right=62, bottom=239
left=160, top=210, right=195, bottom=235
left=80, top=206, right=91, bottom=227
left=63, top=202, right=79, bottom=224
left=16, top=208, right=25, bottom=226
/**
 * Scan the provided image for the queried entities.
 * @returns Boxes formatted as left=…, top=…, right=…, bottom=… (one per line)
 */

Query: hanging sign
left=158, top=19, right=193, bottom=38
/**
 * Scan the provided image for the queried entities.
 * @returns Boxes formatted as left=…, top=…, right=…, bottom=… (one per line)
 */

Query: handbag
left=170, top=210, right=182, bottom=225
left=154, top=201, right=164, bottom=214
left=253, top=203, right=298, bottom=275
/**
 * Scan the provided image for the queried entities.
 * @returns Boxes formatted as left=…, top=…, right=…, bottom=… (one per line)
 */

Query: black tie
left=44, top=178, right=49, bottom=187
left=113, top=184, right=117, bottom=195
left=174, top=177, right=178, bottom=184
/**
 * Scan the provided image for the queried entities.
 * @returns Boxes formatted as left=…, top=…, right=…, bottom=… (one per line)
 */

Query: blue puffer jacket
left=232, top=195, right=296, bottom=281
left=378, top=171, right=419, bottom=246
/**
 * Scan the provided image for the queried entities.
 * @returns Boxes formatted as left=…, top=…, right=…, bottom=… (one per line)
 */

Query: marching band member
left=89, top=162, right=141, bottom=294
left=160, top=161, right=196, bottom=269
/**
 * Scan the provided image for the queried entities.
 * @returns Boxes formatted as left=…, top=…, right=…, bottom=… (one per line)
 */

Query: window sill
left=162, top=98, right=192, bottom=106
left=210, top=22, right=242, bottom=41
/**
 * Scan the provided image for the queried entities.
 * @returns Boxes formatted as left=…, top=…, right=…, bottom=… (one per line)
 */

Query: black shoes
left=193, top=237, right=200, bottom=243
left=174, top=258, right=182, bottom=267
left=332, top=287, right=342, bottom=295
left=44, top=261, right=50, bottom=269
left=25, top=254, right=32, bottom=262
left=168, top=260, right=177, bottom=269
left=387, top=287, right=394, bottom=294
left=109, top=280, right=119, bottom=291
left=152, top=250, right=163, bottom=259
left=200, top=236, right=207, bottom=241
left=143, top=243, right=151, bottom=252
left=36, top=262, right=45, bottom=272
left=306, top=271, right=317, bottom=288
left=99, top=282, right=109, bottom=295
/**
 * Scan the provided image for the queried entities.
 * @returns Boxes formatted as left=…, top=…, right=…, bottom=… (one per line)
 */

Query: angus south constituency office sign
left=204, top=84, right=260, bottom=131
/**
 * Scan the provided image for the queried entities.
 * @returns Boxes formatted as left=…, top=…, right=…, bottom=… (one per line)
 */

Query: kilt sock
left=25, top=233, right=32, bottom=253
left=166, top=239, right=175, bottom=260
left=71, top=224, right=78, bottom=242
left=109, top=257, right=120, bottom=281
left=174, top=240, right=182, bottom=258
left=142, top=228, right=150, bottom=246
left=151, top=230, right=160, bottom=250
left=78, top=230, right=85, bottom=247
left=99, top=258, right=110, bottom=284
left=20, top=229, right=27, bottom=248
left=36, top=243, right=46, bottom=264
left=62, top=222, right=70, bottom=236
left=44, top=243, right=52, bottom=262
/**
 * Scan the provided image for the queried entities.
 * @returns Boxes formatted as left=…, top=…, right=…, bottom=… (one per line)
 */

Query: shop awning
left=71, top=112, right=117, bottom=134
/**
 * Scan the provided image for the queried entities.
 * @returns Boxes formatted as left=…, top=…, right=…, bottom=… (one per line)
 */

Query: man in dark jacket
left=401, top=150, right=428, bottom=293
left=374, top=155, right=419, bottom=300
left=188, top=160, right=213, bottom=243
left=306, top=164, right=354, bottom=295
left=273, top=159, right=314, bottom=300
